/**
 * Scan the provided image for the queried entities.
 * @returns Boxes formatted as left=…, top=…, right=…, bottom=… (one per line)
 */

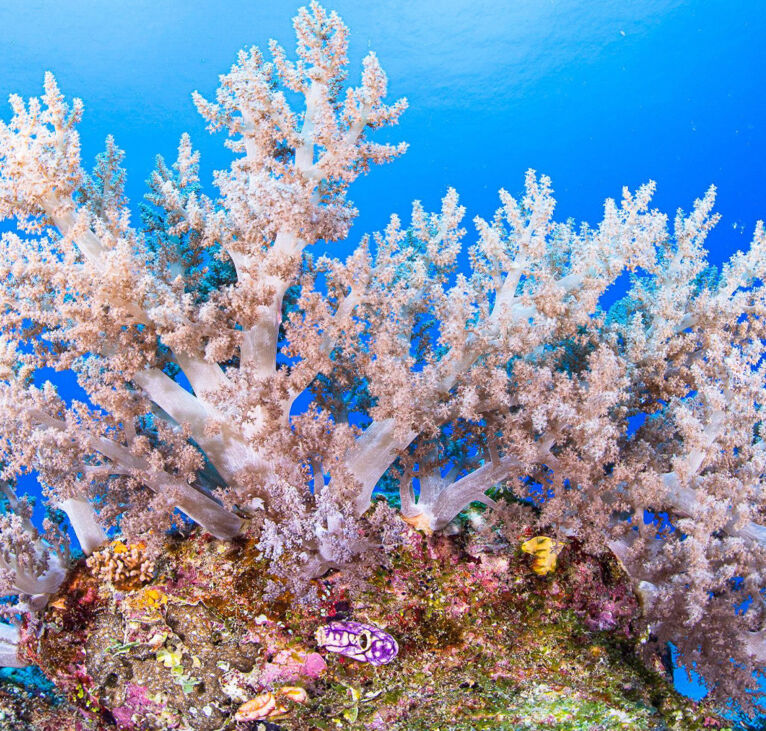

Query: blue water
left=1, top=0, right=764, bottom=715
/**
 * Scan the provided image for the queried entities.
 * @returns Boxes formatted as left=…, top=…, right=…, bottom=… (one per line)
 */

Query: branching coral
left=85, top=540, right=155, bottom=590
left=0, top=480, right=69, bottom=666
left=0, top=0, right=764, bottom=714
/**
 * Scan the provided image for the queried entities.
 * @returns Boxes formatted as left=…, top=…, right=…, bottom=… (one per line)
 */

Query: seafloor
left=0, top=512, right=734, bottom=730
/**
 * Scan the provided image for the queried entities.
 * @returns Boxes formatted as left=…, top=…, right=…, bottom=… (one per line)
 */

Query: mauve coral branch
left=0, top=480, right=70, bottom=667
left=193, top=0, right=405, bottom=383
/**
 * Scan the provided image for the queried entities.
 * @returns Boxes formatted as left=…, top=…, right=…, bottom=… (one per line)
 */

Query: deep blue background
left=2, top=0, right=763, bottom=262
left=1, top=0, right=764, bottom=708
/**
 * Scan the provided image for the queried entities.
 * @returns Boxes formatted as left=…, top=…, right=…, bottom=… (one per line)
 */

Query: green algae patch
left=23, top=523, right=733, bottom=730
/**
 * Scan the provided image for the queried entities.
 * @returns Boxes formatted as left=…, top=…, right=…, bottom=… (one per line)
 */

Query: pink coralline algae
left=110, top=684, right=164, bottom=729
left=569, top=558, right=637, bottom=637
left=315, top=621, right=398, bottom=665
left=258, top=649, right=327, bottom=685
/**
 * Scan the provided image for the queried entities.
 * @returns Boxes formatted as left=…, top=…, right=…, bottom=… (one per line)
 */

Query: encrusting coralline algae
left=0, top=1, right=763, bottom=726
left=4, top=518, right=738, bottom=728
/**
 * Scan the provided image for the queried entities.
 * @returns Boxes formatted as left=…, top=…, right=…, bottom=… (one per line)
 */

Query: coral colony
left=0, top=0, right=764, bottom=725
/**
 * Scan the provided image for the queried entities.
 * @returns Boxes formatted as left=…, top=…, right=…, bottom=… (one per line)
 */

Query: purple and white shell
left=315, top=621, right=398, bottom=666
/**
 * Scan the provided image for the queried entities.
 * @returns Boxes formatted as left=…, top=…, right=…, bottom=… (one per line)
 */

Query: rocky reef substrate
left=2, top=519, right=735, bottom=730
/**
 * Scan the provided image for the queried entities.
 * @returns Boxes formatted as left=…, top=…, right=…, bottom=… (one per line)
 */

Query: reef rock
left=10, top=523, right=734, bottom=730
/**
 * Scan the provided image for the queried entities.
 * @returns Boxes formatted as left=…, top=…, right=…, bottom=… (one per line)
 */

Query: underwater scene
left=0, top=0, right=765, bottom=728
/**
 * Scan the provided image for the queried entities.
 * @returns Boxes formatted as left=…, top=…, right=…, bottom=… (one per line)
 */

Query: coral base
left=8, top=524, right=733, bottom=730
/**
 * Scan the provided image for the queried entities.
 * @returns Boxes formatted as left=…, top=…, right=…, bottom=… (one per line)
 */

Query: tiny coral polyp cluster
left=86, top=541, right=155, bottom=590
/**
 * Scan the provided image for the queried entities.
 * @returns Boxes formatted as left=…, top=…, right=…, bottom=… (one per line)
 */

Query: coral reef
left=0, top=0, right=764, bottom=719
left=15, top=520, right=733, bottom=730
